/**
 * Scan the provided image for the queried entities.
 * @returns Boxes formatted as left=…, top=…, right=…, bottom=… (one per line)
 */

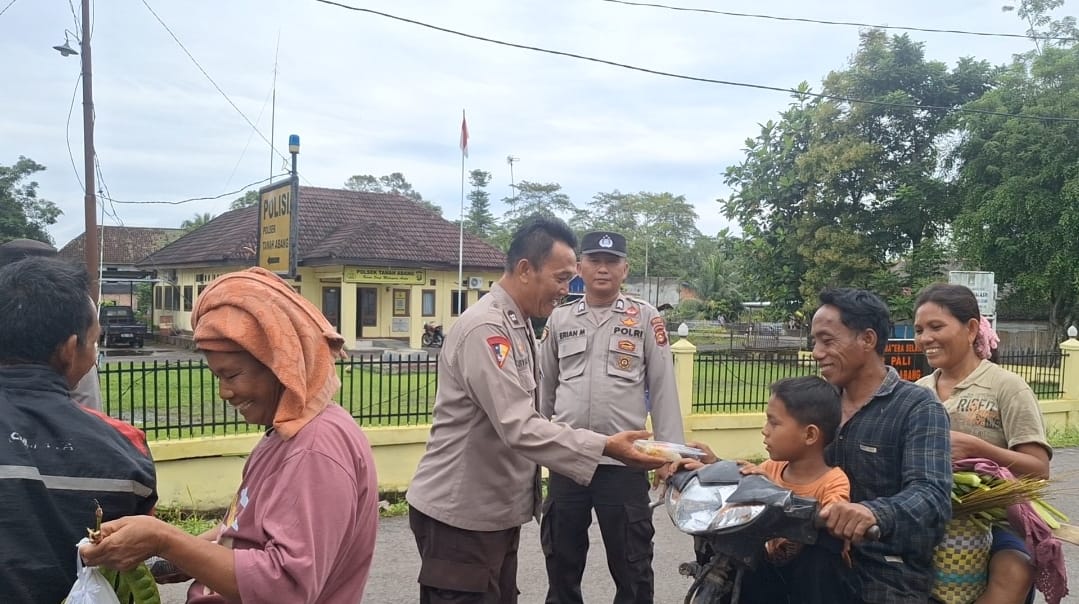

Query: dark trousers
left=540, top=465, right=654, bottom=604
left=733, top=536, right=861, bottom=604
left=410, top=507, right=521, bottom=604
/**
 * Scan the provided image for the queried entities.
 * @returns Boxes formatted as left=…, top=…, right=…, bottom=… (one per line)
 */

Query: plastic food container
left=633, top=440, right=707, bottom=462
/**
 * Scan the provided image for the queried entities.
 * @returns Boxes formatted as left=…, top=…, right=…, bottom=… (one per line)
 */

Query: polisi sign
left=257, top=180, right=295, bottom=276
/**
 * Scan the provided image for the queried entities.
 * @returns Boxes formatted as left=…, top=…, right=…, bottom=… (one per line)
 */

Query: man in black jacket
left=0, top=256, right=157, bottom=603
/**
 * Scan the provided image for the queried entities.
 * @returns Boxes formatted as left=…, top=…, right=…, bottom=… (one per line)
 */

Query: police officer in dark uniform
left=538, top=231, right=683, bottom=604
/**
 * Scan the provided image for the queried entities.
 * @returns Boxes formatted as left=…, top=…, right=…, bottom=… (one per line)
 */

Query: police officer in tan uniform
left=538, top=231, right=682, bottom=604
left=407, top=217, right=666, bottom=604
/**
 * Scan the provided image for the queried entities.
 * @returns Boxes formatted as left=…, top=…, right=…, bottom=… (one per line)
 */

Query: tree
left=499, top=181, right=583, bottom=232
left=181, top=212, right=215, bottom=233
left=722, top=89, right=818, bottom=311
left=230, top=190, right=259, bottom=210
left=0, top=156, right=62, bottom=244
left=344, top=172, right=443, bottom=215
left=464, top=169, right=497, bottom=240
left=723, top=32, right=991, bottom=312
left=584, top=190, right=700, bottom=279
left=952, top=40, right=1079, bottom=337
left=682, top=231, right=745, bottom=319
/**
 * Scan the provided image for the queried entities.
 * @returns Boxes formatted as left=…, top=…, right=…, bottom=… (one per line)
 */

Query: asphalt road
left=158, top=448, right=1079, bottom=603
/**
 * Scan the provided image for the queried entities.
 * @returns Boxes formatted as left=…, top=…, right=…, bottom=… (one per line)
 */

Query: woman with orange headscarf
left=82, top=267, right=380, bottom=603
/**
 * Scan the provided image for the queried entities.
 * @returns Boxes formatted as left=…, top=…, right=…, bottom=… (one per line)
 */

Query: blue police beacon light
left=289, top=134, right=300, bottom=154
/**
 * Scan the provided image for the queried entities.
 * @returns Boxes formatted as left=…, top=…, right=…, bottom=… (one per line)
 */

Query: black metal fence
left=692, top=350, right=818, bottom=413
left=100, top=348, right=1068, bottom=437
left=98, top=354, right=438, bottom=440
left=692, top=349, right=1069, bottom=413
left=997, top=350, right=1067, bottom=399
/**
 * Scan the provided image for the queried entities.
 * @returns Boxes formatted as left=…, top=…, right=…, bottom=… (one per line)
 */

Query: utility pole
left=506, top=155, right=519, bottom=210
left=73, top=0, right=98, bottom=302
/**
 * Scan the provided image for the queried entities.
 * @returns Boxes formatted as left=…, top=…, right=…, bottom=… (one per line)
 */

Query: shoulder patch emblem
left=651, top=316, right=668, bottom=347
left=486, top=335, right=511, bottom=368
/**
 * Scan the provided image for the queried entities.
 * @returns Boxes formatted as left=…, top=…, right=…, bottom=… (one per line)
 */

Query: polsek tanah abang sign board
left=257, top=180, right=294, bottom=277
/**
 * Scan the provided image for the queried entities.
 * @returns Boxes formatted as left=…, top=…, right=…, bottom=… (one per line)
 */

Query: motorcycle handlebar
left=813, top=515, right=881, bottom=542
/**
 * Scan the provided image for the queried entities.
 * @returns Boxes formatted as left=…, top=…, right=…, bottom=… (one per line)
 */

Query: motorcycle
left=421, top=321, right=444, bottom=347
left=662, top=460, right=878, bottom=604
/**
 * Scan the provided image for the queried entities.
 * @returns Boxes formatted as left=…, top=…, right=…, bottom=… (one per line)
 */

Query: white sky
left=0, top=0, right=1044, bottom=247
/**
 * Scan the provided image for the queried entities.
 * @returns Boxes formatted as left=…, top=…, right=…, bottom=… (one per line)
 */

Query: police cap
left=580, top=232, right=627, bottom=257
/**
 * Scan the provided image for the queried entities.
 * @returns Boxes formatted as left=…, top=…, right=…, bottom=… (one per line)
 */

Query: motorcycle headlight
left=665, top=476, right=766, bottom=535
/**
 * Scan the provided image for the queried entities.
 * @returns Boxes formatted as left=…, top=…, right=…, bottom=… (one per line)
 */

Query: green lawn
left=99, top=360, right=437, bottom=439
left=692, top=356, right=819, bottom=413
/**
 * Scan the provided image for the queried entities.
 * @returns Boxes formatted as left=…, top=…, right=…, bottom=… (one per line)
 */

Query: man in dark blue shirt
left=0, top=257, right=157, bottom=603
left=813, top=288, right=952, bottom=603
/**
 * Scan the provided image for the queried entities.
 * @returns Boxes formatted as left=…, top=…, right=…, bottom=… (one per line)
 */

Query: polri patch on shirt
left=487, top=335, right=511, bottom=369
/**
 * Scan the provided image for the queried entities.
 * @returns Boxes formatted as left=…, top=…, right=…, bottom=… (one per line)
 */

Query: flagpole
left=458, top=109, right=467, bottom=313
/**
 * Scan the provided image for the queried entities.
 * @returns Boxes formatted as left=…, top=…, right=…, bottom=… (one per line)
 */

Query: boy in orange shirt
left=738, top=376, right=849, bottom=564
left=683, top=376, right=850, bottom=602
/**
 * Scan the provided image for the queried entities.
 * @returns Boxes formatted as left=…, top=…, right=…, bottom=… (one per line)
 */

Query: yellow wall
left=153, top=265, right=501, bottom=347
left=149, top=399, right=1079, bottom=510
left=150, top=424, right=431, bottom=509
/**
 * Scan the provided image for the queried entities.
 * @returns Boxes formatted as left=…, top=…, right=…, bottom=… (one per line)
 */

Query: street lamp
left=54, top=0, right=98, bottom=303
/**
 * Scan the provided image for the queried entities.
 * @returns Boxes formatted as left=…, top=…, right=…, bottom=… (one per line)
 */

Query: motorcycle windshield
left=665, top=479, right=767, bottom=535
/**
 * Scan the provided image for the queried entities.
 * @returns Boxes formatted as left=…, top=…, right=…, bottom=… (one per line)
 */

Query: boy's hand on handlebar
left=819, top=502, right=879, bottom=544
left=667, top=458, right=706, bottom=474
left=685, top=441, right=718, bottom=464
left=738, top=460, right=764, bottom=476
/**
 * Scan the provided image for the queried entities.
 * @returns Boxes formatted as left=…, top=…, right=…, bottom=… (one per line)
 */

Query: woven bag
left=932, top=517, right=992, bottom=604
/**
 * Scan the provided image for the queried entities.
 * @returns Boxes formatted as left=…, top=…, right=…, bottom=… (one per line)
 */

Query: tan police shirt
left=539, top=294, right=683, bottom=464
left=916, top=359, right=1051, bottom=457
left=406, top=283, right=608, bottom=532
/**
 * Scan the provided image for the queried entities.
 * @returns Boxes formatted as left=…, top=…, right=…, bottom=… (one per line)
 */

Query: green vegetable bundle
left=951, top=470, right=1069, bottom=530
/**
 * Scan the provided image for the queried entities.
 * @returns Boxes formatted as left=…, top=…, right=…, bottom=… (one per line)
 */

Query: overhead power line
left=102, top=174, right=287, bottom=205
left=597, top=0, right=1077, bottom=43
left=139, top=0, right=313, bottom=185
left=0, top=0, right=19, bottom=18
left=311, top=0, right=1079, bottom=124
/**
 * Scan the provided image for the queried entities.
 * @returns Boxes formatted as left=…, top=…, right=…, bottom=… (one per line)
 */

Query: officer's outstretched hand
left=604, top=430, right=666, bottom=469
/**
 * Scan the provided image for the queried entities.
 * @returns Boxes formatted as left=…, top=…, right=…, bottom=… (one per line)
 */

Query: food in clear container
left=633, top=440, right=706, bottom=462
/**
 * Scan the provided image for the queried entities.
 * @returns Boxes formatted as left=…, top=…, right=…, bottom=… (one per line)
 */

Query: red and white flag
left=460, top=110, right=469, bottom=158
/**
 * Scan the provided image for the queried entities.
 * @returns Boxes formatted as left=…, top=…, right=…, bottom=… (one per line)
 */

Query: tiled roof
left=140, top=186, right=506, bottom=270
left=59, top=226, right=184, bottom=266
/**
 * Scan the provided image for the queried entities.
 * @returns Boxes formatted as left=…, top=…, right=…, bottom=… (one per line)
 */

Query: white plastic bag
left=64, top=537, right=121, bottom=604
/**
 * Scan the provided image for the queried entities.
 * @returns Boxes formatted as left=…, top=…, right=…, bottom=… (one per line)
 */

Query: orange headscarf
left=191, top=267, right=345, bottom=440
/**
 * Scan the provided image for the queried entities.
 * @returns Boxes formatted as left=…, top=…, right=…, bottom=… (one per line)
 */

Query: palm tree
left=181, top=212, right=215, bottom=233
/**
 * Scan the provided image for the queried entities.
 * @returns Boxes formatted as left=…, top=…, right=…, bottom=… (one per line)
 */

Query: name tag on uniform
left=859, top=444, right=878, bottom=453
